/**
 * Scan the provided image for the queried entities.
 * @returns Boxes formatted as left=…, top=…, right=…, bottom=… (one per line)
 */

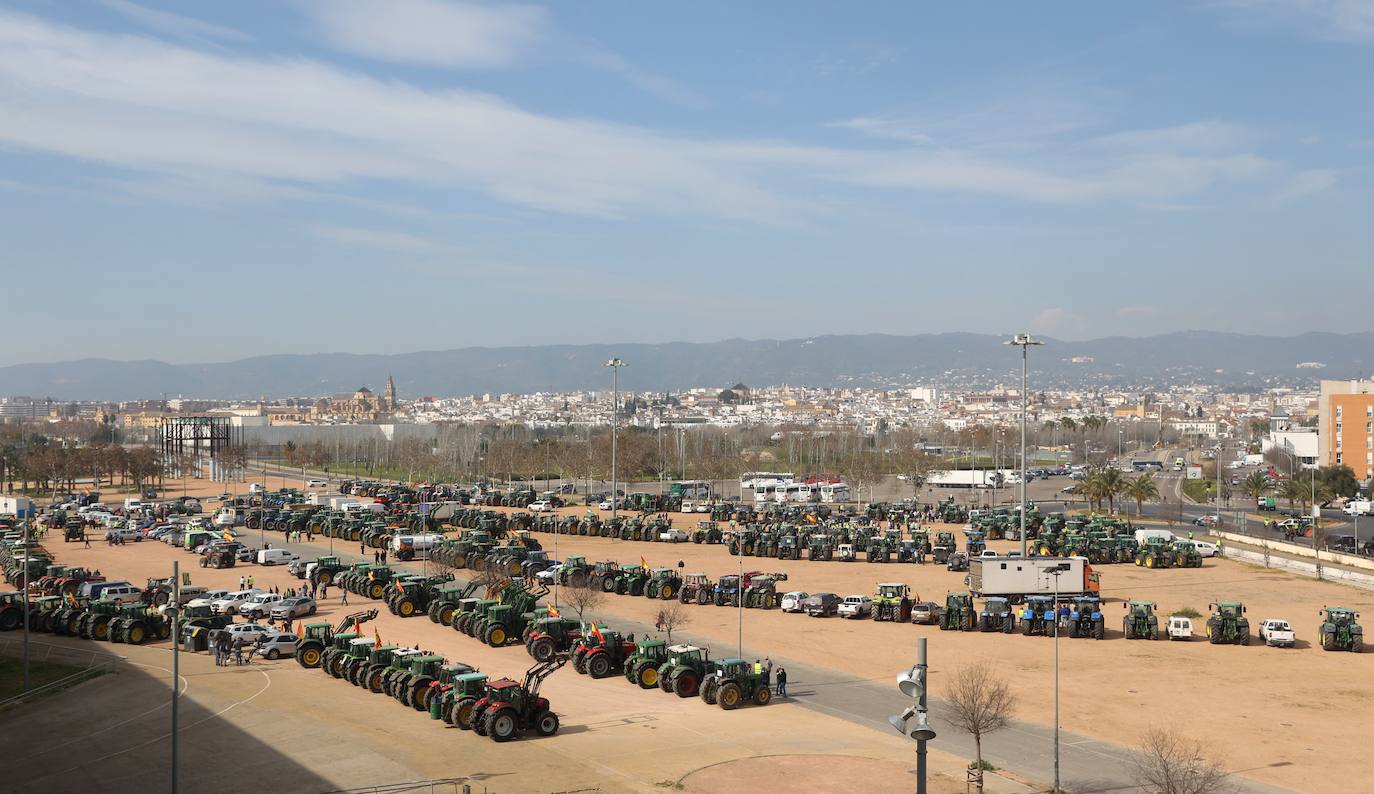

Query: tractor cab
left=1069, top=596, right=1105, bottom=639
left=1020, top=595, right=1056, bottom=636
left=526, top=617, right=583, bottom=661
left=702, top=657, right=771, bottom=709
left=940, top=592, right=975, bottom=631
left=978, top=597, right=1015, bottom=633
left=625, top=638, right=670, bottom=688
left=1123, top=600, right=1159, bottom=640
left=347, top=637, right=376, bottom=660
left=1319, top=607, right=1363, bottom=652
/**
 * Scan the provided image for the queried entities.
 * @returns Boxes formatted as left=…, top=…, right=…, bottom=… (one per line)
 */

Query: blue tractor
left=1068, top=596, right=1105, bottom=639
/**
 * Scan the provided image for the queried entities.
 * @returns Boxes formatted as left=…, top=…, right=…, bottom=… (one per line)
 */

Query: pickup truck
left=658, top=528, right=689, bottom=543
left=1258, top=618, right=1296, bottom=648
left=837, top=595, right=873, bottom=619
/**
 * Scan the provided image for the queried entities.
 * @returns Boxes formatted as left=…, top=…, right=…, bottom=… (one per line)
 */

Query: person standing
left=340, top=588, right=349, bottom=606
left=83, top=532, right=90, bottom=549
left=762, top=657, right=773, bottom=688
left=776, top=667, right=788, bottom=697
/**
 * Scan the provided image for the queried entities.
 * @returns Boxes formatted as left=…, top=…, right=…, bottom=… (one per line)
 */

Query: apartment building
left=1318, top=379, right=1374, bottom=480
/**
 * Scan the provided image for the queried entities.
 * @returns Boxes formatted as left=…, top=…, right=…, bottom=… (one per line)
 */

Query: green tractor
left=177, top=601, right=233, bottom=652
left=336, top=637, right=376, bottom=682
left=381, top=648, right=427, bottom=698
left=398, top=654, right=448, bottom=711
left=78, top=598, right=122, bottom=641
left=872, top=583, right=913, bottom=622
left=427, top=581, right=479, bottom=625
left=525, top=616, right=584, bottom=662
left=1206, top=601, right=1249, bottom=645
left=656, top=644, right=711, bottom=697
left=357, top=566, right=397, bottom=600
left=1172, top=541, right=1203, bottom=569
left=297, top=609, right=380, bottom=669
left=939, top=592, right=975, bottom=631
left=309, top=556, right=347, bottom=587
left=699, top=657, right=771, bottom=710
left=557, top=555, right=591, bottom=588
left=387, top=575, right=453, bottom=618
left=743, top=573, right=787, bottom=609
left=611, top=564, right=649, bottom=596
left=345, top=641, right=392, bottom=687
left=109, top=604, right=171, bottom=645
left=977, top=597, right=1016, bottom=633
left=1134, top=539, right=1174, bottom=569
left=441, top=671, right=491, bottom=728
left=644, top=568, right=682, bottom=600
left=1019, top=595, right=1056, bottom=636
left=625, top=638, right=670, bottom=689
left=806, top=534, right=834, bottom=561
left=932, top=532, right=957, bottom=565
left=1068, top=596, right=1105, bottom=639
left=1122, top=600, right=1160, bottom=640
left=425, top=662, right=479, bottom=720
left=1318, top=607, right=1363, bottom=652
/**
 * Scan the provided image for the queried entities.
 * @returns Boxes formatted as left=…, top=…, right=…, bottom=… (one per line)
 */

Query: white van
left=1134, top=528, right=1175, bottom=545
left=341, top=501, right=385, bottom=514
left=95, top=583, right=143, bottom=604
left=390, top=533, right=442, bottom=561
left=123, top=498, right=144, bottom=512
left=249, top=483, right=265, bottom=494
left=257, top=548, right=299, bottom=566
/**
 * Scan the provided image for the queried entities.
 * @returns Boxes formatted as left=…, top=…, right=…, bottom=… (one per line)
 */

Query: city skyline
left=2, top=2, right=1373, bottom=366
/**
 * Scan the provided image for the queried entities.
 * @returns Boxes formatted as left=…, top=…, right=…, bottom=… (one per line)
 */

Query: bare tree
left=654, top=601, right=692, bottom=644
left=562, top=583, right=604, bottom=622
left=945, top=660, right=1017, bottom=793
left=1131, top=727, right=1233, bottom=794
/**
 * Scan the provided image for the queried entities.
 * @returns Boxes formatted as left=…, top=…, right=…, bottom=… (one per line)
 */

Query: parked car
left=1193, top=515, right=1219, bottom=528
left=1167, top=615, right=1194, bottom=640
left=1178, top=539, right=1220, bottom=557
left=910, top=601, right=942, bottom=625
left=780, top=591, right=809, bottom=613
left=212, top=590, right=264, bottom=616
left=803, top=592, right=841, bottom=617
left=659, top=528, right=689, bottom=543
left=597, top=500, right=614, bottom=510
left=97, top=583, right=144, bottom=605
left=105, top=526, right=142, bottom=543
left=222, top=623, right=273, bottom=643
left=238, top=593, right=285, bottom=620
left=254, top=632, right=299, bottom=660
left=535, top=564, right=562, bottom=585
left=305, top=478, right=328, bottom=488
left=257, top=548, right=298, bottom=566
left=269, top=596, right=318, bottom=621
left=837, top=594, right=873, bottom=619
left=1258, top=618, right=1296, bottom=648
left=286, top=558, right=313, bottom=579
left=529, top=500, right=553, bottom=512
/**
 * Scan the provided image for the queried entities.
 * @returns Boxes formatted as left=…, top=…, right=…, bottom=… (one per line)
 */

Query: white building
left=1263, top=430, right=1318, bottom=470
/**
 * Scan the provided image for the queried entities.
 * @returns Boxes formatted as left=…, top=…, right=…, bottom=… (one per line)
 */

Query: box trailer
left=928, top=470, right=1009, bottom=489
left=967, top=556, right=1098, bottom=600
left=0, top=496, right=36, bottom=519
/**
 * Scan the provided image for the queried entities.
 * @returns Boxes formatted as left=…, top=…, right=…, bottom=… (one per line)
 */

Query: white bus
left=818, top=483, right=850, bottom=503
left=775, top=483, right=815, bottom=503
left=739, top=471, right=795, bottom=491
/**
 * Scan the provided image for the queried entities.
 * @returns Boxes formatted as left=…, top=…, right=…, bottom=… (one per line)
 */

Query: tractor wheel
left=674, top=671, right=699, bottom=697
left=437, top=605, right=454, bottom=625
left=368, top=670, right=385, bottom=693
left=659, top=670, right=674, bottom=693
left=661, top=585, right=675, bottom=600
left=472, top=708, right=489, bottom=736
left=486, top=626, right=508, bottom=647
left=299, top=645, right=323, bottom=668
left=754, top=686, right=772, bottom=706
left=415, top=683, right=434, bottom=712
left=637, top=664, right=659, bottom=689
left=588, top=653, right=612, bottom=679
left=700, top=678, right=718, bottom=705
left=1022, top=620, right=1033, bottom=636
left=328, top=654, right=346, bottom=678
left=369, top=583, right=385, bottom=600
left=1209, top=626, right=1222, bottom=645
left=127, top=622, right=147, bottom=645
left=487, top=708, right=519, bottom=742
left=92, top=617, right=111, bottom=641
left=601, top=578, right=616, bottom=593
left=534, top=709, right=560, bottom=736
left=397, top=598, right=416, bottom=617
left=718, top=683, right=742, bottom=710
left=1353, top=637, right=1364, bottom=653
left=455, top=699, right=478, bottom=730
left=696, top=591, right=710, bottom=605
left=317, top=570, right=334, bottom=586
left=531, top=638, right=555, bottom=662
left=1093, top=621, right=1104, bottom=640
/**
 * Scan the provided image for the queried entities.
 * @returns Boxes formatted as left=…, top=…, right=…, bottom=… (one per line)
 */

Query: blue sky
left=1, top=0, right=1371, bottom=366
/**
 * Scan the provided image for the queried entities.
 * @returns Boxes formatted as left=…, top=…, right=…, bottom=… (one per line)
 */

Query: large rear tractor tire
left=754, top=686, right=772, bottom=706
left=487, top=709, right=518, bottom=742
left=299, top=645, right=323, bottom=668
left=455, top=699, right=477, bottom=730
left=588, top=653, right=612, bottom=679
left=637, top=664, right=659, bottom=689
left=718, top=682, right=742, bottom=710
left=530, top=638, right=555, bottom=662
left=535, top=710, right=560, bottom=736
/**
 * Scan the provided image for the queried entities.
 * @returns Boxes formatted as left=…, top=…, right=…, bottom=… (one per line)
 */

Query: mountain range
left=2, top=331, right=1369, bottom=401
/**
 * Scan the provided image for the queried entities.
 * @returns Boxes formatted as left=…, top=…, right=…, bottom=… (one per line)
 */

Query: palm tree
left=1277, top=478, right=1306, bottom=510
left=1097, top=467, right=1127, bottom=513
left=1123, top=473, right=1160, bottom=516
left=1240, top=471, right=1269, bottom=503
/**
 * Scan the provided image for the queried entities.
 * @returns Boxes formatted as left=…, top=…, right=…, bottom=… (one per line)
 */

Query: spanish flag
left=590, top=623, right=605, bottom=644
left=374, top=627, right=382, bottom=649
left=295, top=621, right=303, bottom=639
left=547, top=605, right=559, bottom=618
left=222, top=530, right=235, bottom=542
left=640, top=556, right=648, bottom=569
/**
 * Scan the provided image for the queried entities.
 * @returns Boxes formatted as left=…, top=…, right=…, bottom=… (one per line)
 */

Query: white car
left=212, top=589, right=264, bottom=615
left=1258, top=618, right=1296, bottom=648
left=837, top=595, right=873, bottom=619
left=238, top=593, right=285, bottom=620
left=253, top=632, right=299, bottom=660
left=659, top=528, right=689, bottom=543
left=535, top=564, right=562, bottom=585
left=529, top=500, right=553, bottom=512
left=305, top=478, right=328, bottom=488
left=184, top=591, right=230, bottom=610
left=1179, top=539, right=1220, bottom=557
left=780, top=591, right=810, bottom=613
left=222, top=623, right=273, bottom=643
left=597, top=500, right=614, bottom=510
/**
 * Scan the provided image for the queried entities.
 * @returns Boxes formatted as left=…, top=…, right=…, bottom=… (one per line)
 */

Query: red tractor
left=471, top=655, right=568, bottom=742
left=571, top=629, right=636, bottom=679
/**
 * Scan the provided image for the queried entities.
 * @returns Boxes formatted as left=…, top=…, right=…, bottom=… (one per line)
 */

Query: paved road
left=261, top=531, right=1293, bottom=794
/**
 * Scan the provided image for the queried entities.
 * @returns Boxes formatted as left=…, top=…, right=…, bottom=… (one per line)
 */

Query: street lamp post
left=1005, top=333, right=1044, bottom=556
left=1045, top=562, right=1071, bottom=793
left=605, top=358, right=625, bottom=529
left=890, top=637, right=935, bottom=794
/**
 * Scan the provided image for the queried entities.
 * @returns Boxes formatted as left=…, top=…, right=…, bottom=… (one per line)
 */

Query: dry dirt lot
left=21, top=532, right=1006, bottom=794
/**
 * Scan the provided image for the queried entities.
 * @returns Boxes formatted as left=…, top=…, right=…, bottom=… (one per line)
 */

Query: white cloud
left=308, top=224, right=443, bottom=253
left=99, top=0, right=249, bottom=44
left=1269, top=168, right=1337, bottom=203
left=304, top=0, right=547, bottom=69
left=0, top=11, right=1296, bottom=224
left=825, top=115, right=931, bottom=144
left=1208, top=0, right=1374, bottom=41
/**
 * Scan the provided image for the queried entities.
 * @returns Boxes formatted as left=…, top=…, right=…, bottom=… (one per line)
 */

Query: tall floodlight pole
left=605, top=358, right=625, bottom=528
left=1046, top=562, right=1070, bottom=793
left=1005, top=334, right=1044, bottom=556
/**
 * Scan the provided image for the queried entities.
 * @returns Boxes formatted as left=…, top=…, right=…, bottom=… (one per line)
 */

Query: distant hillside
left=1, top=331, right=1370, bottom=401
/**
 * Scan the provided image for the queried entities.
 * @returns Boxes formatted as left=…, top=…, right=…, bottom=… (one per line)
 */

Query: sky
left=1, top=0, right=1372, bottom=366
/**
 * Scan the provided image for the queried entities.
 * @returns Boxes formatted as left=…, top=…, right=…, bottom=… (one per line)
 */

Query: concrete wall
left=238, top=423, right=442, bottom=446
left=1216, top=529, right=1374, bottom=572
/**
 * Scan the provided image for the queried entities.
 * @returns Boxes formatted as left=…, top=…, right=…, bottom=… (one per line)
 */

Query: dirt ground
left=50, top=477, right=1373, bottom=791
left=28, top=530, right=1027, bottom=794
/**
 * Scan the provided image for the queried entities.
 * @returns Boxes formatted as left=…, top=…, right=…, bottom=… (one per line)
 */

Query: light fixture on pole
left=1005, top=333, right=1043, bottom=556
left=604, top=358, right=625, bottom=531
left=889, top=637, right=934, bottom=794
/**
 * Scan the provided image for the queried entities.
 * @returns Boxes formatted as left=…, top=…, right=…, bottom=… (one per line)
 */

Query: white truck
left=1134, top=528, right=1176, bottom=545
left=835, top=543, right=857, bottom=562
left=1167, top=615, right=1194, bottom=640
left=1343, top=499, right=1372, bottom=516
left=1258, top=618, right=1296, bottom=648
left=966, top=556, right=1098, bottom=600
left=927, top=469, right=1010, bottom=489
left=389, top=533, right=444, bottom=561
left=837, top=595, right=873, bottom=619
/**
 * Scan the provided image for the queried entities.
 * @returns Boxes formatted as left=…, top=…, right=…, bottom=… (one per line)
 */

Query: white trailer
left=390, top=533, right=444, bottom=561
left=927, top=470, right=1010, bottom=489
left=967, top=556, right=1095, bottom=601
left=0, top=496, right=36, bottom=519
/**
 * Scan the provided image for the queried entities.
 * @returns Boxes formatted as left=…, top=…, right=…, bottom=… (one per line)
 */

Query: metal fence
left=0, top=637, right=126, bottom=710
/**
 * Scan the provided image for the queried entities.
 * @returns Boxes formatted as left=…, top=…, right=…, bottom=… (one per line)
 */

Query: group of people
left=370, top=548, right=389, bottom=564
left=751, top=657, right=787, bottom=697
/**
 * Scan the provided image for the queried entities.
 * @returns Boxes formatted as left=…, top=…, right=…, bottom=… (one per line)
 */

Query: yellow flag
left=374, top=627, right=382, bottom=648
